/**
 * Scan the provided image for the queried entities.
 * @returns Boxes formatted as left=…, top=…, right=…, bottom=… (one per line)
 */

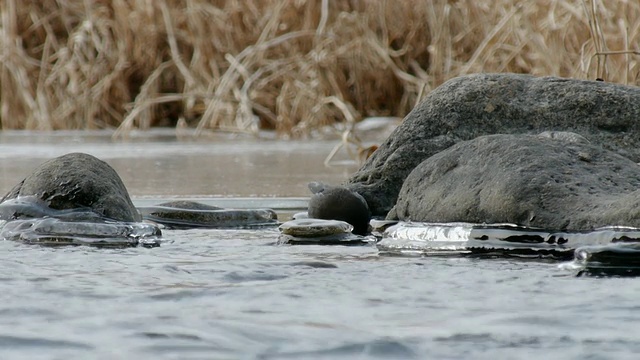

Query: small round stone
left=279, top=218, right=353, bottom=237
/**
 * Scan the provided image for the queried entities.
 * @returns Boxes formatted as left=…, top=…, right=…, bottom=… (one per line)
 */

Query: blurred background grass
left=1, top=0, right=638, bottom=136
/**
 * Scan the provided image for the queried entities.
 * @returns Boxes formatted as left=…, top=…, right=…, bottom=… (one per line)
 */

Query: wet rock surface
left=388, top=134, right=640, bottom=231
left=279, top=218, right=354, bottom=237
left=346, top=73, right=640, bottom=216
left=138, top=200, right=278, bottom=229
left=1, top=152, right=140, bottom=222
left=278, top=218, right=370, bottom=245
left=0, top=217, right=161, bottom=248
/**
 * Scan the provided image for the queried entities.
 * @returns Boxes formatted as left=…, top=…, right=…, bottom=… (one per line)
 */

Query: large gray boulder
left=347, top=73, right=640, bottom=216
left=0, top=153, right=140, bottom=222
left=387, top=134, right=640, bottom=231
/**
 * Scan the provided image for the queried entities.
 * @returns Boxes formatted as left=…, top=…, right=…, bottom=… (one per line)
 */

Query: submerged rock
left=138, top=200, right=278, bottom=229
left=346, top=73, right=640, bottom=216
left=1, top=152, right=140, bottom=222
left=388, top=134, right=640, bottom=230
left=307, top=182, right=371, bottom=235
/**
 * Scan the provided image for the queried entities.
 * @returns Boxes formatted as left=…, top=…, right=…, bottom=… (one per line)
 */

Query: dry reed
left=0, top=0, right=638, bottom=136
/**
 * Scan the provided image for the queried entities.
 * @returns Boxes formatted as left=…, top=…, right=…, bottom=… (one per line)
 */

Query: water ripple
left=223, top=271, right=289, bottom=283
left=0, top=334, right=93, bottom=349
left=257, top=339, right=418, bottom=359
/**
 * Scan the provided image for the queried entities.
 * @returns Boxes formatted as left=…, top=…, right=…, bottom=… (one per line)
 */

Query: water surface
left=0, top=131, right=638, bottom=359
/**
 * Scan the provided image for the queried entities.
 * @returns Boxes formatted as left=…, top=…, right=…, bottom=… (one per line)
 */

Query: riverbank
left=1, top=0, right=638, bottom=135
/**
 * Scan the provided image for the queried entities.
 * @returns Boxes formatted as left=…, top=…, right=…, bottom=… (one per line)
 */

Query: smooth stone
left=307, top=182, right=371, bottom=235
left=346, top=73, right=640, bottom=216
left=278, top=218, right=369, bottom=245
left=387, top=134, right=640, bottom=231
left=279, top=218, right=353, bottom=237
left=0, top=153, right=140, bottom=222
left=138, top=200, right=278, bottom=229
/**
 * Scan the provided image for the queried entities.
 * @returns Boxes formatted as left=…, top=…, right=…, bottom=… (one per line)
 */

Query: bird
left=307, top=182, right=371, bottom=235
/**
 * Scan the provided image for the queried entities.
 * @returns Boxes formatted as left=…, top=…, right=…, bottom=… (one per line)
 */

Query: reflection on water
left=0, top=130, right=358, bottom=197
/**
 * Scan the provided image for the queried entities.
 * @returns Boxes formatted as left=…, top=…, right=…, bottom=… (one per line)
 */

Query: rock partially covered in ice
left=138, top=200, right=278, bottom=229
left=278, top=218, right=369, bottom=245
left=347, top=73, right=640, bottom=216
left=378, top=221, right=640, bottom=261
left=0, top=217, right=161, bottom=248
left=0, top=154, right=161, bottom=247
left=388, top=134, right=640, bottom=231
left=0, top=152, right=140, bottom=222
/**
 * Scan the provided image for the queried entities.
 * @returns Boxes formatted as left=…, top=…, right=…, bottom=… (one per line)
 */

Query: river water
left=0, top=130, right=639, bottom=360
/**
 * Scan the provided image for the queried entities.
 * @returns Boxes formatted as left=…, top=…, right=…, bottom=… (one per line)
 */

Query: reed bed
left=0, top=0, right=638, bottom=136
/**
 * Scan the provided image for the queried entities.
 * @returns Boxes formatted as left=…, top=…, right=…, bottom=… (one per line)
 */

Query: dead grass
left=0, top=0, right=638, bottom=136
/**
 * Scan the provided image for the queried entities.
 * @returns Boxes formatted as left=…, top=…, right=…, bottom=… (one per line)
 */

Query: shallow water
left=1, top=131, right=640, bottom=359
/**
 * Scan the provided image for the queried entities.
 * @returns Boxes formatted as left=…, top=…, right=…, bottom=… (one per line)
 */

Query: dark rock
left=155, top=200, right=224, bottom=211
left=387, top=134, right=640, bottom=231
left=0, top=152, right=140, bottom=222
left=137, top=200, right=278, bottom=229
left=347, top=73, right=640, bottom=216
left=307, top=182, right=371, bottom=235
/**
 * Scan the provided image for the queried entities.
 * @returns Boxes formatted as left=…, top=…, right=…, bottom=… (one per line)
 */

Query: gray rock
left=277, top=219, right=369, bottom=246
left=537, top=131, right=590, bottom=144
left=279, top=218, right=353, bottom=237
left=387, top=134, right=640, bottom=231
left=0, top=152, right=140, bottom=222
left=137, top=200, right=278, bottom=229
left=347, top=73, right=640, bottom=216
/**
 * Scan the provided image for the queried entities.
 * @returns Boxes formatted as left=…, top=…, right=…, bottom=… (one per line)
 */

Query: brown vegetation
left=0, top=0, right=638, bottom=136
